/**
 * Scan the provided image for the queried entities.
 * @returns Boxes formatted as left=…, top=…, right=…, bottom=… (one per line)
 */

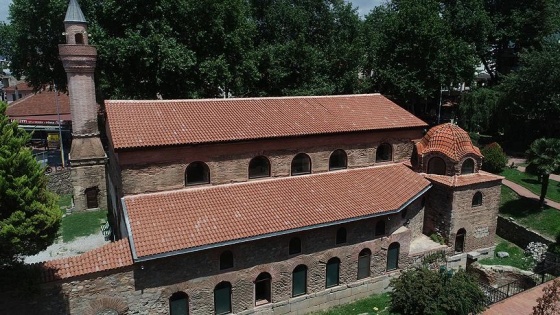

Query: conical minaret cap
left=64, top=0, right=87, bottom=23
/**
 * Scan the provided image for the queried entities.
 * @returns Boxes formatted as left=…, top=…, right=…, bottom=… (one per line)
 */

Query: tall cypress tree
left=0, top=102, right=61, bottom=266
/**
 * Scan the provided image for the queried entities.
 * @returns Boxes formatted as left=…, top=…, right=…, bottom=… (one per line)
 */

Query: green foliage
left=0, top=102, right=61, bottom=266
left=313, top=292, right=396, bottom=315
left=499, top=185, right=560, bottom=238
left=0, top=22, right=14, bottom=59
left=479, top=238, right=535, bottom=270
left=481, top=142, right=508, bottom=173
left=525, top=138, right=560, bottom=207
left=459, top=88, right=502, bottom=134
left=429, top=233, right=446, bottom=245
left=500, top=168, right=560, bottom=203
left=390, top=268, right=485, bottom=315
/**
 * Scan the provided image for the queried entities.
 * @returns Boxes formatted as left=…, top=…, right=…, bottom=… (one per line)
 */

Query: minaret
left=59, top=0, right=107, bottom=211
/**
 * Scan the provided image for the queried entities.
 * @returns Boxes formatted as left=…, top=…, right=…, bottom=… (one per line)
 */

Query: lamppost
left=54, top=83, right=65, bottom=168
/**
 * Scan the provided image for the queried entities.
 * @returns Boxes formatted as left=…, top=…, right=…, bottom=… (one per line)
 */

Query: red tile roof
left=105, top=94, right=427, bottom=149
left=416, top=123, right=482, bottom=162
left=4, top=82, right=34, bottom=92
left=425, top=171, right=503, bottom=187
left=38, top=239, right=133, bottom=282
left=123, top=163, right=431, bottom=260
left=6, top=91, right=70, bottom=117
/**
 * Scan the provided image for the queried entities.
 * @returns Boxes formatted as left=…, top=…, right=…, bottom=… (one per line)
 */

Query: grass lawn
left=500, top=168, right=560, bottom=203
left=499, top=185, right=560, bottom=238
left=61, top=209, right=107, bottom=242
left=479, top=237, right=534, bottom=270
left=57, top=194, right=73, bottom=209
left=313, top=293, right=396, bottom=315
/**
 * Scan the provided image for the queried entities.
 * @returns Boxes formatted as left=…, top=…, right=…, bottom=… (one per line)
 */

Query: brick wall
left=116, top=129, right=423, bottom=195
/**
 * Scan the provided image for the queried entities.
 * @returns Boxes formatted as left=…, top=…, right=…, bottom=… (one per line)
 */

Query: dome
left=416, top=123, right=482, bottom=162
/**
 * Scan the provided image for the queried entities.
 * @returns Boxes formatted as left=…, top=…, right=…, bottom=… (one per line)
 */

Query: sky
left=0, top=0, right=383, bottom=23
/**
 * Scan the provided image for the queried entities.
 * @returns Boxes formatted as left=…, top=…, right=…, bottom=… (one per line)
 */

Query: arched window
left=329, top=149, right=347, bottom=170
left=357, top=248, right=371, bottom=280
left=376, top=143, right=392, bottom=162
left=336, top=227, right=347, bottom=244
left=75, top=33, right=84, bottom=44
left=455, top=228, right=466, bottom=253
left=472, top=192, right=483, bottom=207
left=214, top=282, right=232, bottom=315
left=255, top=272, right=272, bottom=305
left=249, top=156, right=271, bottom=179
left=292, top=265, right=307, bottom=297
left=289, top=237, right=301, bottom=255
left=185, top=161, right=210, bottom=185
left=291, top=153, right=311, bottom=175
left=387, top=242, right=400, bottom=271
left=326, top=257, right=340, bottom=288
left=427, top=157, right=446, bottom=175
left=170, top=292, right=189, bottom=315
left=461, top=159, right=475, bottom=174
left=375, top=220, right=386, bottom=236
left=220, top=251, right=233, bottom=270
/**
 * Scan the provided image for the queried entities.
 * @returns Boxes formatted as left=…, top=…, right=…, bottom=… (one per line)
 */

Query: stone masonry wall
left=450, top=181, right=501, bottom=252
left=496, top=216, right=554, bottom=249
left=47, top=169, right=73, bottom=195
left=118, top=129, right=423, bottom=195
left=71, top=164, right=107, bottom=212
left=0, top=213, right=425, bottom=315
left=423, top=183, right=452, bottom=238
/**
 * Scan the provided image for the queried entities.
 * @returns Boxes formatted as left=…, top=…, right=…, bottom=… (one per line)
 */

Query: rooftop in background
left=6, top=90, right=70, bottom=117
left=4, top=82, right=34, bottom=92
left=123, top=163, right=431, bottom=260
left=106, top=94, right=427, bottom=149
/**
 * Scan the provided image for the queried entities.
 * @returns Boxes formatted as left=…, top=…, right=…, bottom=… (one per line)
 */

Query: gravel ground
left=24, top=231, right=108, bottom=264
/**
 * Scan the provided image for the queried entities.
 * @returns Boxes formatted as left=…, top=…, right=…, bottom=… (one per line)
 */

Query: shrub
left=481, top=142, right=508, bottom=173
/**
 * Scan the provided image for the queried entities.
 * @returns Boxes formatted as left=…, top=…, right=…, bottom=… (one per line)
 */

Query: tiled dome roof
left=416, top=123, right=482, bottom=162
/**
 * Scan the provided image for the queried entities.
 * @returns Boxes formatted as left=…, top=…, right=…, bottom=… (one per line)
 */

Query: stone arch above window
left=375, top=220, right=386, bottom=236
left=292, top=265, right=307, bottom=297
left=255, top=272, right=272, bottom=305
left=472, top=191, right=483, bottom=207
left=214, top=282, right=232, bottom=315
left=169, top=292, right=189, bottom=315
left=220, top=250, right=233, bottom=270
left=336, top=227, right=347, bottom=244
left=289, top=237, right=301, bottom=255
left=461, top=158, right=475, bottom=174
left=291, top=153, right=311, bottom=175
left=376, top=143, right=392, bottom=162
left=427, top=157, right=446, bottom=175
left=248, top=156, right=271, bottom=179
left=357, top=248, right=372, bottom=280
left=329, top=149, right=348, bottom=170
left=185, top=161, right=210, bottom=185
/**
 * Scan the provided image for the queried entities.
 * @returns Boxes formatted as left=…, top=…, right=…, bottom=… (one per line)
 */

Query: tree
left=533, top=279, right=560, bottom=315
left=498, top=38, right=560, bottom=144
left=481, top=142, right=507, bottom=173
left=526, top=138, right=560, bottom=208
left=362, top=0, right=482, bottom=113
left=0, top=22, right=14, bottom=60
left=390, top=267, right=485, bottom=315
left=458, top=87, right=501, bottom=134
left=0, top=102, right=61, bottom=266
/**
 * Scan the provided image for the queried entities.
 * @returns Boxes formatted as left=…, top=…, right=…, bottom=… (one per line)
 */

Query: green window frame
left=170, top=292, right=189, bottom=315
left=214, top=282, right=232, bottom=315
left=325, top=257, right=340, bottom=288
left=357, top=249, right=371, bottom=280
left=292, top=265, right=307, bottom=297
left=387, top=243, right=400, bottom=271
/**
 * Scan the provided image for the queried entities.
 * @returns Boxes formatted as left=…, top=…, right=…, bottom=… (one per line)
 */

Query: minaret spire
left=64, top=0, right=87, bottom=24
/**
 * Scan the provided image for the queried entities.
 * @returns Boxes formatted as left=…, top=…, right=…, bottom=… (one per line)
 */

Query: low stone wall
left=46, top=169, right=73, bottom=196
left=496, top=216, right=554, bottom=249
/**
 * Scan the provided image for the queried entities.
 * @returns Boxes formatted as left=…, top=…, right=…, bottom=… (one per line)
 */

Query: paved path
left=24, top=230, right=108, bottom=264
left=502, top=179, right=560, bottom=210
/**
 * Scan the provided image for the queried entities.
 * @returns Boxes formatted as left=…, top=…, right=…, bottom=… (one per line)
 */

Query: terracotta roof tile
left=105, top=94, right=427, bottom=149
left=123, top=163, right=431, bottom=260
left=6, top=91, right=70, bottom=117
left=424, top=171, right=503, bottom=187
left=4, top=82, right=34, bottom=92
left=417, top=123, right=482, bottom=162
left=37, top=238, right=132, bottom=282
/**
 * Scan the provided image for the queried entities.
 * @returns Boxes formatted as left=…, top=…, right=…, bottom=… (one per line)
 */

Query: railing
left=479, top=264, right=558, bottom=306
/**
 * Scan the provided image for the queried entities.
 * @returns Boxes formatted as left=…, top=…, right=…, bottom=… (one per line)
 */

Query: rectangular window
left=326, top=262, right=339, bottom=288
left=357, top=255, right=371, bottom=280
left=292, top=269, right=306, bottom=297
left=214, top=286, right=231, bottom=315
